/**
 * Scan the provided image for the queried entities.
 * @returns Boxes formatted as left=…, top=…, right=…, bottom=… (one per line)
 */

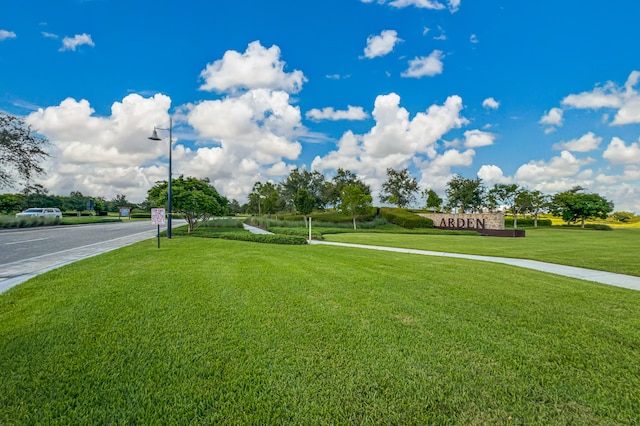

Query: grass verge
left=323, top=227, right=640, bottom=276
left=1, top=238, right=639, bottom=424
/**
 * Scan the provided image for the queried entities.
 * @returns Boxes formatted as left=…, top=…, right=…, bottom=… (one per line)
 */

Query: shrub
left=220, top=232, right=308, bottom=245
left=379, top=208, right=434, bottom=229
left=198, top=218, right=244, bottom=228
left=0, top=215, right=60, bottom=228
left=130, top=213, right=151, bottom=219
left=560, top=224, right=613, bottom=231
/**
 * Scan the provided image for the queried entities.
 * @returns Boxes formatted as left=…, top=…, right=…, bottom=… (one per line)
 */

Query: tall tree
left=0, top=113, right=50, bottom=189
left=281, top=168, right=328, bottom=211
left=338, top=185, right=373, bottom=230
left=294, top=188, right=316, bottom=227
left=445, top=175, right=485, bottom=213
left=147, top=176, right=228, bottom=232
left=65, top=191, right=87, bottom=216
left=486, top=183, right=526, bottom=228
left=519, top=189, right=548, bottom=227
left=551, top=186, right=614, bottom=228
left=248, top=181, right=284, bottom=216
left=423, top=188, right=443, bottom=212
left=380, top=168, right=419, bottom=208
left=327, top=168, right=371, bottom=207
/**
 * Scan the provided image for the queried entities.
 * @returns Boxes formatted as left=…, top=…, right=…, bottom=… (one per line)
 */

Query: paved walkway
left=242, top=224, right=640, bottom=291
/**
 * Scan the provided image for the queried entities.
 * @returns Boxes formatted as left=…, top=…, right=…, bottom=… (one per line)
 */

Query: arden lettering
left=438, top=217, right=486, bottom=230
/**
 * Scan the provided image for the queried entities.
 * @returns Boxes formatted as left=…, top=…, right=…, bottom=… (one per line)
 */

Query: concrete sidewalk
left=242, top=225, right=640, bottom=291
left=310, top=240, right=640, bottom=291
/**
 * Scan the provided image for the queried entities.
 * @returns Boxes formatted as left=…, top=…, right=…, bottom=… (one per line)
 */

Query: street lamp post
left=148, top=117, right=173, bottom=239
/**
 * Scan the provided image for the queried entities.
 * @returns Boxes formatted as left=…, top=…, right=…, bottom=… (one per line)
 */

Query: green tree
left=327, top=168, right=371, bottom=207
left=147, top=176, right=228, bottom=233
left=519, top=189, right=548, bottom=227
left=248, top=182, right=284, bottom=216
left=445, top=175, right=485, bottom=213
left=612, top=211, right=635, bottom=223
left=0, top=193, right=24, bottom=214
left=281, top=168, right=328, bottom=211
left=64, top=191, right=87, bottom=216
left=551, top=186, right=614, bottom=228
left=380, top=168, right=419, bottom=208
left=423, top=188, right=443, bottom=212
left=338, top=185, right=373, bottom=230
left=21, top=184, right=59, bottom=209
left=294, top=188, right=316, bottom=227
left=0, top=112, right=50, bottom=189
left=228, top=199, right=242, bottom=215
left=486, top=184, right=527, bottom=228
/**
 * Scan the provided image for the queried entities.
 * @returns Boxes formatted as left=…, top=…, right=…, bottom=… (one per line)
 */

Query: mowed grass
left=324, top=227, right=640, bottom=276
left=1, top=238, right=639, bottom=424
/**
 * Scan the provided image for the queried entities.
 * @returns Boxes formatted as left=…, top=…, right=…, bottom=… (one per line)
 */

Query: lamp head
left=148, top=128, right=162, bottom=141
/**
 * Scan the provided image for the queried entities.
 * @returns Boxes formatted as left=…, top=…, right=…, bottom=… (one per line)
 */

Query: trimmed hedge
left=0, top=215, right=61, bottom=228
left=220, top=232, right=308, bottom=245
left=379, top=208, right=434, bottom=229
left=505, top=217, right=552, bottom=227
left=560, top=224, right=613, bottom=231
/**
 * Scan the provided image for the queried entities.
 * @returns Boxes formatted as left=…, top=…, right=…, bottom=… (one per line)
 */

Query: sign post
left=151, top=208, right=167, bottom=248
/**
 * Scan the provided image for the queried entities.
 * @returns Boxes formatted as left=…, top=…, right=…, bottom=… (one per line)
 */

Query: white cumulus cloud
left=464, top=130, right=496, bottom=148
left=552, top=132, right=602, bottom=152
left=306, top=106, right=369, bottom=121
left=312, top=93, right=469, bottom=201
left=561, top=70, right=640, bottom=125
left=539, top=107, right=563, bottom=126
left=402, top=50, right=444, bottom=78
left=482, top=97, right=500, bottom=109
left=363, top=30, right=402, bottom=59
left=199, top=41, right=306, bottom=94
left=603, top=137, right=640, bottom=165
left=59, top=33, right=95, bottom=51
left=25, top=94, right=171, bottom=201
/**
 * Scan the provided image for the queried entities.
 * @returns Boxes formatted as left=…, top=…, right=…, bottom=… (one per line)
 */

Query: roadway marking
left=4, top=237, right=50, bottom=245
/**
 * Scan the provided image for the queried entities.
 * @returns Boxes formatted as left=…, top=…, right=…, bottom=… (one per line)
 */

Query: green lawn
left=1, top=237, right=639, bottom=424
left=324, top=227, right=640, bottom=276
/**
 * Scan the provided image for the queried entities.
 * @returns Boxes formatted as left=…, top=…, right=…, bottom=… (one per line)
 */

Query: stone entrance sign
left=419, top=212, right=504, bottom=230
left=418, top=212, right=525, bottom=237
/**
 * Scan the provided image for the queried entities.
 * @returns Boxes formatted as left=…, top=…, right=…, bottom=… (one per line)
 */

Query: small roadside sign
left=151, top=208, right=166, bottom=248
left=151, top=208, right=166, bottom=225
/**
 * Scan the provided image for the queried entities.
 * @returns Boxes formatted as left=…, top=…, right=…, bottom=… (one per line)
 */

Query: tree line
left=240, top=167, right=617, bottom=229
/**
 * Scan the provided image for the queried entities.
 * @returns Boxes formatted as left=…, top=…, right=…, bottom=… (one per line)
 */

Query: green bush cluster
left=379, top=208, right=434, bottom=229
left=220, top=232, right=308, bottom=245
left=505, top=217, right=552, bottom=227
left=0, top=215, right=61, bottom=228
left=246, top=216, right=388, bottom=231
left=561, top=223, right=613, bottom=231
left=130, top=213, right=151, bottom=219
left=269, top=227, right=324, bottom=240
left=198, top=218, right=244, bottom=228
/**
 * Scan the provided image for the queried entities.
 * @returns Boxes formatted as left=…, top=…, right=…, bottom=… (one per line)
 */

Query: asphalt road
left=0, top=220, right=169, bottom=294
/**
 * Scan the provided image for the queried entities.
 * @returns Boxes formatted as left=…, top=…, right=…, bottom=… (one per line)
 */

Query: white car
left=16, top=208, right=63, bottom=219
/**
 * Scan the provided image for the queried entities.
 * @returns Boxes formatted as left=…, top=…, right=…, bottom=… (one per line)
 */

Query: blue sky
left=1, top=0, right=639, bottom=212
